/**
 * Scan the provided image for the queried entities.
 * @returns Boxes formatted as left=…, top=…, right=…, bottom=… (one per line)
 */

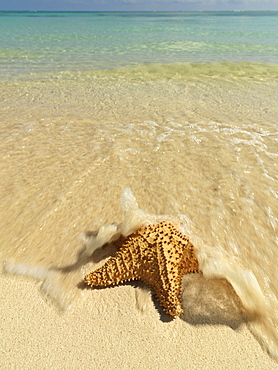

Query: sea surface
left=1, top=11, right=278, bottom=360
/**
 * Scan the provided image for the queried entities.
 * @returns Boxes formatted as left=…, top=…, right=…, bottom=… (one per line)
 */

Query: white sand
left=1, top=273, right=277, bottom=370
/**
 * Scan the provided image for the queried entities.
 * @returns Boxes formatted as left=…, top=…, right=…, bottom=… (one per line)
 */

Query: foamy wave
left=3, top=261, right=77, bottom=310
left=3, top=188, right=278, bottom=360
left=199, top=252, right=270, bottom=315
left=4, top=262, right=50, bottom=281
left=198, top=243, right=278, bottom=360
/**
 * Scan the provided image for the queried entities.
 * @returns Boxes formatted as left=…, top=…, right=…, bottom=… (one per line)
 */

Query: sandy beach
left=1, top=12, right=278, bottom=368
left=1, top=271, right=277, bottom=369
left=1, top=71, right=278, bottom=368
left=1, top=68, right=278, bottom=368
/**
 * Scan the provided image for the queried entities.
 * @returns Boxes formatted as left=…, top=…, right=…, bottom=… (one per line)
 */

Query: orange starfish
left=84, top=221, right=199, bottom=316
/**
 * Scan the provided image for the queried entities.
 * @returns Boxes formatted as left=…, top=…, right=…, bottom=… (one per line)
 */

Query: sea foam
left=3, top=188, right=278, bottom=360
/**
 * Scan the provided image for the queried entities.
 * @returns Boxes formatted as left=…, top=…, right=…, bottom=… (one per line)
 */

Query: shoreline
left=1, top=272, right=277, bottom=369
left=1, top=65, right=277, bottom=127
left=1, top=11, right=278, bottom=369
left=1, top=62, right=278, bottom=369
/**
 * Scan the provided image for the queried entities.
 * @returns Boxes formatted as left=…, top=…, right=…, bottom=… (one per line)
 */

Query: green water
left=1, top=11, right=278, bottom=362
left=0, top=11, right=278, bottom=77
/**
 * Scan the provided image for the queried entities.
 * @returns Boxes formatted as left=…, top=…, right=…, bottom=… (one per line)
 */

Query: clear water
left=0, top=11, right=278, bottom=77
left=1, top=11, right=278, bottom=362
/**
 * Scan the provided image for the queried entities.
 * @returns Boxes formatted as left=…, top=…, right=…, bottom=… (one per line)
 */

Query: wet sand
left=1, top=67, right=278, bottom=368
left=1, top=272, right=277, bottom=369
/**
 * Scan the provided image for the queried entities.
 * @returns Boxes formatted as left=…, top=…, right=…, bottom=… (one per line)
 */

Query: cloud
left=53, top=0, right=278, bottom=4
left=1, top=0, right=277, bottom=11
left=119, top=0, right=278, bottom=5
left=111, top=0, right=278, bottom=10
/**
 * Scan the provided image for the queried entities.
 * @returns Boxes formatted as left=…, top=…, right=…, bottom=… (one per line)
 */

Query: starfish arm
left=84, top=235, right=146, bottom=287
left=146, top=275, right=184, bottom=316
left=85, top=253, right=136, bottom=287
left=84, top=221, right=199, bottom=317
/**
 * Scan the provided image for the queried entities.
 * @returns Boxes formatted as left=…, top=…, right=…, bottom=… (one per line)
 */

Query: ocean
left=1, top=11, right=278, bottom=360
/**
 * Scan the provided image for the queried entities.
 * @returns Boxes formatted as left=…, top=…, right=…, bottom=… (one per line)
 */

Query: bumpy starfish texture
left=84, top=221, right=199, bottom=316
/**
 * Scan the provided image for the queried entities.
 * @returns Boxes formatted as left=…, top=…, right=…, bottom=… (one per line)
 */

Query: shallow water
left=1, top=10, right=278, bottom=361
left=1, top=11, right=278, bottom=77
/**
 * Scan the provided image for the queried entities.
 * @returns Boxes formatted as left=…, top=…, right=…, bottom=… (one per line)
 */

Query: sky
left=0, top=0, right=278, bottom=12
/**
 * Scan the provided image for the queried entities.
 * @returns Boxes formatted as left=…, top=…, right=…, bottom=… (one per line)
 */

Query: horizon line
left=1, top=9, right=277, bottom=12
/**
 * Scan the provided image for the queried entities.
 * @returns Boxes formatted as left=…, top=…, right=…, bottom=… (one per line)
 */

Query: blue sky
left=0, top=0, right=277, bottom=11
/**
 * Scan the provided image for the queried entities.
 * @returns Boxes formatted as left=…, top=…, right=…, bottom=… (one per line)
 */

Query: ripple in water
left=1, top=119, right=278, bottom=360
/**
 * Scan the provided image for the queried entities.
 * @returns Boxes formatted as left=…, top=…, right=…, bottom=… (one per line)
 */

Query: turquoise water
left=1, top=11, right=278, bottom=77
left=1, top=11, right=278, bottom=362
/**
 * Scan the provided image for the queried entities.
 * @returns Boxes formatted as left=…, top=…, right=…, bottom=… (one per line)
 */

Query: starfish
left=84, top=221, right=199, bottom=316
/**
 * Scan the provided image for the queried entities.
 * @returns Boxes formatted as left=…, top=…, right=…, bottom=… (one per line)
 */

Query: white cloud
left=119, top=0, right=277, bottom=5
left=120, top=0, right=278, bottom=11
left=121, top=0, right=271, bottom=2
left=1, top=0, right=277, bottom=11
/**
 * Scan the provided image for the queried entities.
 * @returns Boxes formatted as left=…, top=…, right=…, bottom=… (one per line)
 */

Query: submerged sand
left=1, top=65, right=278, bottom=368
